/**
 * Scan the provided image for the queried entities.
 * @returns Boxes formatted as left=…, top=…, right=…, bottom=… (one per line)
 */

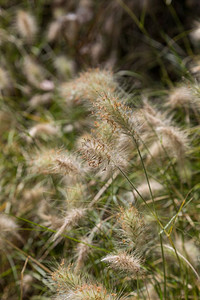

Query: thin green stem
left=132, top=136, right=157, bottom=214
left=160, top=234, right=167, bottom=300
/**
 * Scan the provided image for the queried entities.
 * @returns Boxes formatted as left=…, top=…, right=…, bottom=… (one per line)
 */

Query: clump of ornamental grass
left=60, top=69, right=117, bottom=104
left=16, top=10, right=37, bottom=43
left=0, top=65, right=199, bottom=299
left=1, top=0, right=200, bottom=297
left=50, top=262, right=121, bottom=299
left=102, top=251, right=144, bottom=279
left=29, top=147, right=84, bottom=177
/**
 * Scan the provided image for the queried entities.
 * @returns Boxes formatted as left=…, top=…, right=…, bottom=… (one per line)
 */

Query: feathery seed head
left=117, top=206, right=147, bottom=250
left=93, top=92, right=137, bottom=137
left=54, top=155, right=81, bottom=176
left=190, top=22, right=200, bottom=43
left=29, top=93, right=52, bottom=108
left=93, top=121, right=116, bottom=143
left=28, top=123, right=60, bottom=140
left=76, top=0, right=93, bottom=24
left=62, top=13, right=79, bottom=45
left=190, top=59, right=200, bottom=76
left=60, top=69, right=116, bottom=104
left=146, top=138, right=169, bottom=163
left=47, top=13, right=79, bottom=44
left=29, top=148, right=83, bottom=177
left=0, top=214, right=18, bottom=233
left=80, top=137, right=111, bottom=170
left=47, top=20, right=62, bottom=42
left=22, top=274, right=33, bottom=294
left=156, top=126, right=188, bottom=159
left=23, top=56, right=45, bottom=87
left=142, top=100, right=170, bottom=128
left=167, top=86, right=194, bottom=109
left=51, top=263, right=118, bottom=299
left=51, top=263, right=82, bottom=293
left=79, top=135, right=128, bottom=173
left=102, top=251, right=144, bottom=278
left=54, top=55, right=75, bottom=77
left=0, top=214, right=20, bottom=247
left=63, top=284, right=118, bottom=300
left=16, top=10, right=37, bottom=42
